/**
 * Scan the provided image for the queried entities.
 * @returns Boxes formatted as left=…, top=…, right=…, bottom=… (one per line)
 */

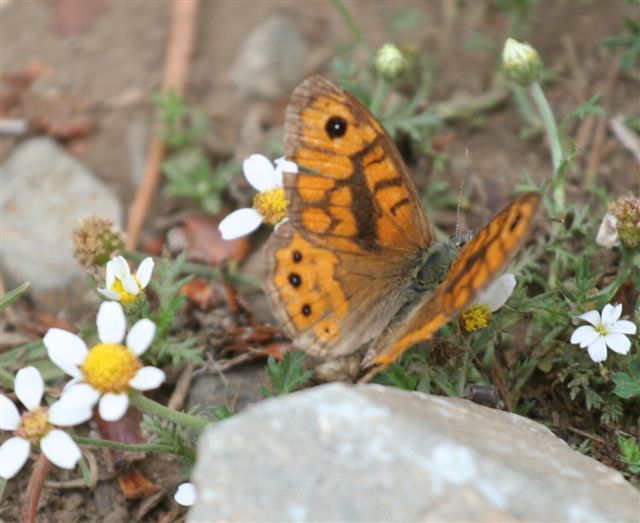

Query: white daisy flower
left=174, top=482, right=198, bottom=506
left=570, top=303, right=637, bottom=362
left=44, top=302, right=165, bottom=422
left=460, top=273, right=517, bottom=332
left=98, top=255, right=154, bottom=303
left=218, top=154, right=297, bottom=240
left=0, top=366, right=91, bottom=479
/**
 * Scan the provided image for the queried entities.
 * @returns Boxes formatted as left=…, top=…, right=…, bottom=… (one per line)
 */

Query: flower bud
left=73, top=216, right=124, bottom=268
left=609, top=195, right=640, bottom=249
left=502, top=38, right=542, bottom=86
left=375, top=44, right=406, bottom=82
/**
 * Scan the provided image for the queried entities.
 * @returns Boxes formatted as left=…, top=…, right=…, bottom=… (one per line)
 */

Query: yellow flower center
left=595, top=323, right=608, bottom=336
left=110, top=277, right=140, bottom=304
left=460, top=304, right=492, bottom=333
left=16, top=407, right=51, bottom=444
left=253, top=188, right=288, bottom=225
left=81, top=343, right=142, bottom=394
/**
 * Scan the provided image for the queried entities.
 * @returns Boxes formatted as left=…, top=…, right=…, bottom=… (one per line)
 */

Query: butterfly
left=263, top=76, right=540, bottom=381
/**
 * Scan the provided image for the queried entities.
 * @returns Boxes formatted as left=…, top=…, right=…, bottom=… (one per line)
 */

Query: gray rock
left=229, top=16, right=309, bottom=99
left=0, top=138, right=122, bottom=315
left=190, top=384, right=639, bottom=523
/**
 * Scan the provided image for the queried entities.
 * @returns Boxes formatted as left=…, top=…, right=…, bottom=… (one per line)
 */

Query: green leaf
left=612, top=370, right=640, bottom=399
left=0, top=282, right=30, bottom=311
left=383, top=364, right=419, bottom=390
left=618, top=435, right=640, bottom=474
left=560, top=94, right=604, bottom=130
left=210, top=405, right=234, bottom=420
left=263, top=352, right=313, bottom=396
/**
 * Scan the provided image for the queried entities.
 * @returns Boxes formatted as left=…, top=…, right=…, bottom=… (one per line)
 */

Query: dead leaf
left=180, top=278, right=217, bottom=310
left=178, top=213, right=250, bottom=264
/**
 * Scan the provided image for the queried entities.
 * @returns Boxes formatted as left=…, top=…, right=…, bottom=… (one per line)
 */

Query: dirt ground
left=1, top=0, right=638, bottom=521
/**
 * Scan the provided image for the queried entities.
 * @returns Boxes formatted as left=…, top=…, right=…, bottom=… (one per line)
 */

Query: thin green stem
left=330, top=0, right=367, bottom=47
left=73, top=435, right=173, bottom=454
left=369, top=77, right=390, bottom=117
left=129, top=390, right=209, bottom=430
left=529, top=82, right=564, bottom=211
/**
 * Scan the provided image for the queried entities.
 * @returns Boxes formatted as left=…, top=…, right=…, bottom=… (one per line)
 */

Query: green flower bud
left=375, top=44, right=406, bottom=82
left=502, top=38, right=542, bottom=87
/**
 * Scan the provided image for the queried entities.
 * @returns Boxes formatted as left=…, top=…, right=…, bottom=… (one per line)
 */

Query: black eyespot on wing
left=288, top=273, right=301, bottom=288
left=302, top=304, right=311, bottom=316
left=325, top=116, right=347, bottom=138
left=292, top=250, right=302, bottom=263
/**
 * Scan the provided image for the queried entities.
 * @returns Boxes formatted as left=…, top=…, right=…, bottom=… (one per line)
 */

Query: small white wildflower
left=174, top=482, right=198, bottom=506
left=0, top=367, right=91, bottom=479
left=98, top=255, right=154, bottom=303
left=218, top=154, right=297, bottom=240
left=570, top=303, right=637, bottom=362
left=44, top=302, right=165, bottom=422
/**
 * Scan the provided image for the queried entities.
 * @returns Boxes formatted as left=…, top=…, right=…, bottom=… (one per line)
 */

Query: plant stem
left=370, top=77, right=390, bottom=117
left=529, top=82, right=564, bottom=211
left=20, top=453, right=50, bottom=523
left=129, top=390, right=209, bottom=430
left=330, top=0, right=367, bottom=47
left=73, top=435, right=173, bottom=454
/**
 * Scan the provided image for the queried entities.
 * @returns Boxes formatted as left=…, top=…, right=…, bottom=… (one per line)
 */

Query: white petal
left=62, top=377, right=81, bottom=392
left=609, top=320, right=637, bottom=335
left=243, top=154, right=278, bottom=191
left=219, top=208, right=263, bottom=240
left=136, top=257, right=155, bottom=288
left=586, top=337, right=608, bottom=362
left=43, top=329, right=87, bottom=378
left=0, top=437, right=30, bottom=479
left=60, top=383, right=100, bottom=409
left=475, top=273, right=516, bottom=312
left=129, top=367, right=165, bottom=391
left=274, top=156, right=298, bottom=176
left=122, top=274, right=140, bottom=295
left=570, top=325, right=600, bottom=348
left=174, top=482, right=198, bottom=506
left=40, top=430, right=81, bottom=469
left=601, top=303, right=622, bottom=325
left=578, top=310, right=601, bottom=327
left=97, top=288, right=122, bottom=301
left=99, top=393, right=129, bottom=421
left=604, top=333, right=631, bottom=355
left=112, top=255, right=131, bottom=279
left=595, top=213, right=619, bottom=248
left=97, top=301, right=126, bottom=344
left=105, top=260, right=116, bottom=288
left=48, top=401, right=93, bottom=427
left=126, top=319, right=156, bottom=356
left=15, top=366, right=44, bottom=411
left=0, top=394, right=21, bottom=430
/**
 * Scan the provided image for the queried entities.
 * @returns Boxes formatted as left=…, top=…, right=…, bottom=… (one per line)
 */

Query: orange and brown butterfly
left=263, top=76, right=540, bottom=382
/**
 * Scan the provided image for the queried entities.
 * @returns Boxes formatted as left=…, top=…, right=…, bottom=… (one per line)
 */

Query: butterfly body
left=263, top=76, right=540, bottom=376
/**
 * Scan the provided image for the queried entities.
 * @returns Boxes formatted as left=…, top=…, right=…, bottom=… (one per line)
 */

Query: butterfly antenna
left=454, top=145, right=469, bottom=242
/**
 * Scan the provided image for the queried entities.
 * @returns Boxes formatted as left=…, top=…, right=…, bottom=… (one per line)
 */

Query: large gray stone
left=1, top=138, right=122, bottom=315
left=190, top=384, right=639, bottom=522
left=229, top=16, right=309, bottom=99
